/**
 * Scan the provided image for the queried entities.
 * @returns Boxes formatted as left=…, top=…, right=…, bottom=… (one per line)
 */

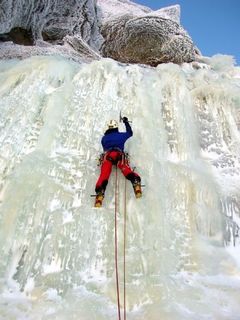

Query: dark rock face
left=101, top=15, right=199, bottom=66
left=0, top=27, right=33, bottom=45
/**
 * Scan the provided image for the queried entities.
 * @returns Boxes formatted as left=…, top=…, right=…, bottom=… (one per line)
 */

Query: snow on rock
left=0, top=0, right=103, bottom=50
left=98, top=0, right=199, bottom=65
left=0, top=0, right=200, bottom=66
left=98, top=0, right=181, bottom=24
left=0, top=40, right=100, bottom=63
left=97, top=0, right=151, bottom=21
left=100, top=13, right=199, bottom=66
left=147, top=5, right=181, bottom=24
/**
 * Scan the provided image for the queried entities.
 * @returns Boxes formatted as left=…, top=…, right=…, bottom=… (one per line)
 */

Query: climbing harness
left=97, top=150, right=129, bottom=167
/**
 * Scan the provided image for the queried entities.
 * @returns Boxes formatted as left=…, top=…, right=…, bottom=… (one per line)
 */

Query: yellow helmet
left=108, top=120, right=118, bottom=129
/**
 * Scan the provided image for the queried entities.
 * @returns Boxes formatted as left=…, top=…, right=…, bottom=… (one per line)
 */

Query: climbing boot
left=132, top=181, right=142, bottom=198
left=94, top=191, right=104, bottom=207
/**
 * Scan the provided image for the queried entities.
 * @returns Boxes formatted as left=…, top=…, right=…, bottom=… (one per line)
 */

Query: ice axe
left=119, top=111, right=132, bottom=123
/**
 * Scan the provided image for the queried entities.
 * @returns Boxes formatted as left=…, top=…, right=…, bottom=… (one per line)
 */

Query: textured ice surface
left=0, top=55, right=240, bottom=319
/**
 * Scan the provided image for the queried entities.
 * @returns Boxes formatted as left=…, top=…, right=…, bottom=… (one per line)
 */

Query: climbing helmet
left=108, top=119, right=118, bottom=129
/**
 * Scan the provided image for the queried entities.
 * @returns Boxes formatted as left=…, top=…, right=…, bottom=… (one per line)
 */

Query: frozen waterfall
left=0, top=56, right=240, bottom=319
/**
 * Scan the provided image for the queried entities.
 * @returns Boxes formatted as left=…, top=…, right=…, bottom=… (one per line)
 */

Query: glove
left=122, top=116, right=129, bottom=123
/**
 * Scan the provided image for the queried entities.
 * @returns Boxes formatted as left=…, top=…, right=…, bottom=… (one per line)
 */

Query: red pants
left=95, top=150, right=140, bottom=193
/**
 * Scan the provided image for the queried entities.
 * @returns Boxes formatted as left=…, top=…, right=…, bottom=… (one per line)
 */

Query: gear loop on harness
left=98, top=148, right=130, bottom=166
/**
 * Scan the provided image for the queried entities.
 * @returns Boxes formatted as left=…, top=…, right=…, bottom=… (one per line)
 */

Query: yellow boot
left=94, top=192, right=104, bottom=207
left=133, top=182, right=142, bottom=198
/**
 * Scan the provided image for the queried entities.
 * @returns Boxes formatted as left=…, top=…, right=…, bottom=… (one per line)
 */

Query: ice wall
left=0, top=56, right=240, bottom=319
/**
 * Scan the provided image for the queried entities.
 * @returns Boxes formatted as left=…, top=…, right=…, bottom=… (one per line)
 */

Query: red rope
left=123, top=177, right=127, bottom=320
left=114, top=166, right=121, bottom=320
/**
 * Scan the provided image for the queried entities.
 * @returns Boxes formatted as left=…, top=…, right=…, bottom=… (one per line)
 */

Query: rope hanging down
left=123, top=177, right=127, bottom=320
left=114, top=166, right=128, bottom=320
left=114, top=166, right=121, bottom=320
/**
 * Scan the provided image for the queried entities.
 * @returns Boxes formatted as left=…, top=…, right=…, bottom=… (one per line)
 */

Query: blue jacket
left=101, top=122, right=133, bottom=152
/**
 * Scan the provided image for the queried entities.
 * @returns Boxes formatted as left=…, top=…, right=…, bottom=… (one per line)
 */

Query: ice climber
left=95, top=117, right=142, bottom=207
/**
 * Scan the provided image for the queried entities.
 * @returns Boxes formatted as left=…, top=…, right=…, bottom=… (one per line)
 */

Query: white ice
left=0, top=55, right=240, bottom=319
